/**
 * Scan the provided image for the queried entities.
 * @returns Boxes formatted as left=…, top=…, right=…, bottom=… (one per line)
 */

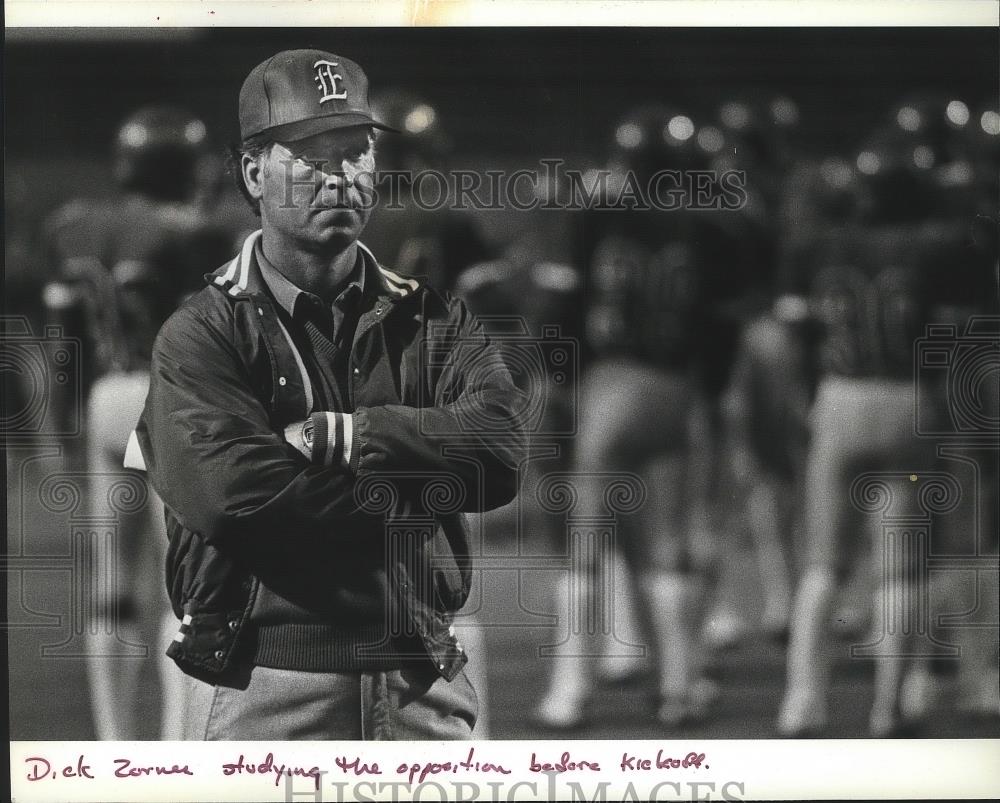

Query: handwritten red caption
left=25, top=755, right=194, bottom=781
left=526, top=750, right=708, bottom=774
left=529, top=751, right=601, bottom=773
left=23, top=747, right=706, bottom=790
left=25, top=756, right=95, bottom=781
left=222, top=752, right=322, bottom=789
left=336, top=747, right=512, bottom=785
left=621, top=751, right=708, bottom=771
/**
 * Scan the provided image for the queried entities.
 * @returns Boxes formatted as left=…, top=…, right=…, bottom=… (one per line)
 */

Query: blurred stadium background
left=6, top=28, right=997, bottom=241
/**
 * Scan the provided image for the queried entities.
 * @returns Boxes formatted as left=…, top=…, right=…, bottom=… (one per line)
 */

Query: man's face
left=245, top=126, right=376, bottom=251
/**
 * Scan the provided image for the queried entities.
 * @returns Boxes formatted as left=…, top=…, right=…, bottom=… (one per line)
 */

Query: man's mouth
left=312, top=200, right=358, bottom=211
left=314, top=193, right=362, bottom=210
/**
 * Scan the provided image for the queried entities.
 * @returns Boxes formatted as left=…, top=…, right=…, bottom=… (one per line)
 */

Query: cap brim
left=255, top=112, right=399, bottom=143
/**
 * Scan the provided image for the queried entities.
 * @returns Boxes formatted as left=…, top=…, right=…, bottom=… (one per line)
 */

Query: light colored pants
left=574, top=358, right=707, bottom=572
left=86, top=371, right=185, bottom=740
left=803, top=376, right=934, bottom=575
left=182, top=665, right=478, bottom=740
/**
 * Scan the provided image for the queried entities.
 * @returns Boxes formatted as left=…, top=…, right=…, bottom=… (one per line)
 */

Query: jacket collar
left=254, top=237, right=366, bottom=318
left=207, top=229, right=426, bottom=303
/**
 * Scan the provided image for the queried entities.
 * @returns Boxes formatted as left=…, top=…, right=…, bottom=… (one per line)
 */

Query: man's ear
left=241, top=153, right=264, bottom=201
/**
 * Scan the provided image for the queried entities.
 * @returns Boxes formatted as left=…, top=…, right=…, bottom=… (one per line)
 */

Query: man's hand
left=283, top=419, right=313, bottom=460
left=283, top=413, right=355, bottom=469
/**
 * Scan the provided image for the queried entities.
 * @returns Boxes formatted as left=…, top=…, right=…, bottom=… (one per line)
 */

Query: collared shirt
left=255, top=239, right=369, bottom=413
left=255, top=239, right=366, bottom=343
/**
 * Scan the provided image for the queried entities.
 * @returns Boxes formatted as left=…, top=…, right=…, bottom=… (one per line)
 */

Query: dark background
left=5, top=27, right=998, bottom=230
left=7, top=28, right=998, bottom=154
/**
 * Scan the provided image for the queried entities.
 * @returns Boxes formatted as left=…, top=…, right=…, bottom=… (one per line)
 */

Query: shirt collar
left=254, top=239, right=366, bottom=318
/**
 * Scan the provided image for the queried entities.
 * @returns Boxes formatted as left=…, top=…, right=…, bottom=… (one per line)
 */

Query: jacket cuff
left=349, top=407, right=366, bottom=474
left=310, top=412, right=356, bottom=472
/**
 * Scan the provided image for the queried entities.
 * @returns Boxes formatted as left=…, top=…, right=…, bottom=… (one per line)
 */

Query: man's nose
left=322, top=163, right=355, bottom=189
left=323, top=170, right=354, bottom=190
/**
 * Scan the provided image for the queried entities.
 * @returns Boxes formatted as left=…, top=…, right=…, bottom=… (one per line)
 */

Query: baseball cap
left=239, top=49, right=397, bottom=143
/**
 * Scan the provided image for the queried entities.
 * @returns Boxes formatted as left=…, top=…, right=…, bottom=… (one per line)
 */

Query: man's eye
left=288, top=149, right=366, bottom=169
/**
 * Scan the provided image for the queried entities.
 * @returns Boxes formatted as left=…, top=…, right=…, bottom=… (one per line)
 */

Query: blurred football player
left=41, top=105, right=236, bottom=739
left=719, top=147, right=841, bottom=642
left=776, top=100, right=997, bottom=736
left=362, top=89, right=494, bottom=291
left=894, top=96, right=1000, bottom=725
left=696, top=95, right=806, bottom=647
left=534, top=106, right=726, bottom=728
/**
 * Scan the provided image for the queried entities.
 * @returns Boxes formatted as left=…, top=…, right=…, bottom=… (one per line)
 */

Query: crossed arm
left=137, top=299, right=528, bottom=545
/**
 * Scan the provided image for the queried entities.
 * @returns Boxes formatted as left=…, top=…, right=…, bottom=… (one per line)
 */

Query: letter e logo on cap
left=314, top=60, right=348, bottom=103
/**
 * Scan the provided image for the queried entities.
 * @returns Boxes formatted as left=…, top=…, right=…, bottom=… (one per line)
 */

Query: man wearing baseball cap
left=132, top=49, right=526, bottom=740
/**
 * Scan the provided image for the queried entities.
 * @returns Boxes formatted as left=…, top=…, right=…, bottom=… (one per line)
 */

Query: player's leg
left=955, top=567, right=1000, bottom=716
left=598, top=550, right=647, bottom=684
left=722, top=324, right=785, bottom=640
left=954, top=451, right=1000, bottom=717
left=150, top=483, right=187, bottom=740
left=866, top=475, right=913, bottom=736
left=749, top=478, right=795, bottom=636
left=534, top=548, right=647, bottom=726
left=778, top=378, right=858, bottom=735
left=750, top=316, right=810, bottom=638
left=534, top=359, right=655, bottom=728
left=861, top=382, right=937, bottom=735
left=689, top=394, right=747, bottom=650
left=598, top=366, right=704, bottom=725
left=534, top=366, right=618, bottom=727
left=899, top=447, right=999, bottom=726
left=85, top=373, right=148, bottom=740
left=637, top=445, right=714, bottom=726
left=534, top=563, right=596, bottom=728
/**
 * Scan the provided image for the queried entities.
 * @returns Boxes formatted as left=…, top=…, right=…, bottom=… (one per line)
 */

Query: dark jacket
left=135, top=231, right=527, bottom=684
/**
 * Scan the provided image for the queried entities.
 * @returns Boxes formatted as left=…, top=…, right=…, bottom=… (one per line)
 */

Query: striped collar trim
left=358, top=241, right=421, bottom=298
left=210, top=231, right=422, bottom=300
left=211, top=229, right=261, bottom=297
